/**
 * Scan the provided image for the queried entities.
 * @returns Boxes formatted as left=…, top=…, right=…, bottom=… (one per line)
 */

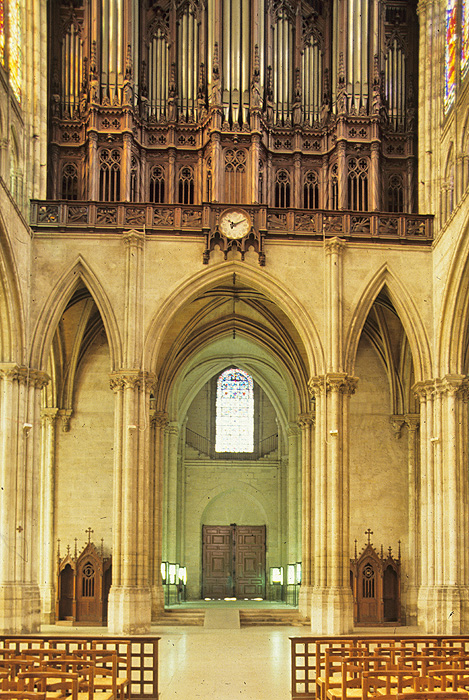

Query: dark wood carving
left=350, top=530, right=401, bottom=625
left=56, top=536, right=111, bottom=625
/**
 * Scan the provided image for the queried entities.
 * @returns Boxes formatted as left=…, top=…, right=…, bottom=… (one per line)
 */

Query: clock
left=218, top=209, right=252, bottom=239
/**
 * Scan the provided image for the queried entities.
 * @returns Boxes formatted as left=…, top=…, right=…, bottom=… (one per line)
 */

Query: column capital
left=309, top=374, right=358, bottom=397
left=439, top=374, right=469, bottom=398
left=404, top=413, right=420, bottom=431
left=152, top=410, right=168, bottom=428
left=57, top=409, right=73, bottom=432
left=110, top=370, right=157, bottom=392
left=0, top=364, right=49, bottom=388
left=123, top=230, right=145, bottom=248
left=390, top=415, right=405, bottom=439
left=413, top=379, right=434, bottom=401
left=298, top=412, right=315, bottom=429
left=324, top=236, right=346, bottom=255
left=41, top=408, right=59, bottom=426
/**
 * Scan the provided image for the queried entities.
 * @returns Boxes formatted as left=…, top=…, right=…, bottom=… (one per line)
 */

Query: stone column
left=416, top=376, right=469, bottom=633
left=211, top=132, right=223, bottom=202
left=39, top=407, right=59, bottom=624
left=287, top=422, right=300, bottom=565
left=298, top=413, right=314, bottom=618
left=370, top=142, right=380, bottom=211
left=0, top=365, right=48, bottom=633
left=165, top=422, right=180, bottom=563
left=88, top=132, right=99, bottom=200
left=168, top=149, right=176, bottom=204
left=293, top=152, right=301, bottom=209
left=107, top=370, right=155, bottom=634
left=309, top=374, right=357, bottom=634
left=151, top=411, right=167, bottom=619
left=404, top=413, right=420, bottom=625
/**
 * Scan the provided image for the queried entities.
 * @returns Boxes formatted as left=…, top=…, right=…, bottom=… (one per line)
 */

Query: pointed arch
left=30, top=255, right=122, bottom=371
left=144, top=261, right=324, bottom=379
left=0, top=203, right=25, bottom=361
left=437, top=211, right=469, bottom=374
left=344, top=264, right=433, bottom=382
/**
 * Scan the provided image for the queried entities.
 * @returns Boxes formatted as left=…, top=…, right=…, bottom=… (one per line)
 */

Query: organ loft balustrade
left=46, top=0, right=423, bottom=227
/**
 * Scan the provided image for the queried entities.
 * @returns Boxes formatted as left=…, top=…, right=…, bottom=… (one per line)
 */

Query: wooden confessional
left=350, top=531, right=401, bottom=625
left=56, top=536, right=112, bottom=625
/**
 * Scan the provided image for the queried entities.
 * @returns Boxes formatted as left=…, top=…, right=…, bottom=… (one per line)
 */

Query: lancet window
left=304, top=170, right=319, bottom=209
left=130, top=156, right=139, bottom=202
left=215, top=369, right=254, bottom=453
left=8, top=0, right=21, bottom=102
left=99, top=149, right=121, bottom=202
left=0, top=0, right=4, bottom=65
left=445, top=0, right=457, bottom=112
left=178, top=166, right=194, bottom=204
left=61, top=163, right=79, bottom=201
left=330, top=163, right=339, bottom=210
left=463, top=0, right=469, bottom=76
left=275, top=169, right=291, bottom=208
left=348, top=158, right=369, bottom=211
left=225, top=149, right=246, bottom=203
left=149, top=165, right=165, bottom=203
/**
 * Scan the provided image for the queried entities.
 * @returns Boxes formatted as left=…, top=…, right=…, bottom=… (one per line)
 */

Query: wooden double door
left=202, top=525, right=266, bottom=599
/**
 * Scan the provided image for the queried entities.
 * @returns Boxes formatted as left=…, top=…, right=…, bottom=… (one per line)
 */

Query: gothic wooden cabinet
left=350, top=535, right=401, bottom=625
left=56, top=539, right=112, bottom=625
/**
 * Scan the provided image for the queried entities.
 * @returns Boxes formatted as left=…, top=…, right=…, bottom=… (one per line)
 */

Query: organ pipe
left=149, top=30, right=169, bottom=121
left=220, top=0, right=250, bottom=125
left=62, top=23, right=82, bottom=117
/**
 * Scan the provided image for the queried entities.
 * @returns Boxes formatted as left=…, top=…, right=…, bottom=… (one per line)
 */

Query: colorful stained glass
left=215, top=369, right=254, bottom=453
left=463, top=0, right=469, bottom=76
left=9, top=0, right=22, bottom=102
left=0, top=0, right=4, bottom=66
left=445, top=0, right=457, bottom=112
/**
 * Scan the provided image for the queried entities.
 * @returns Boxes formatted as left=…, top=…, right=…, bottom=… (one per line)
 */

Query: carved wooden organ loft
left=38, top=0, right=432, bottom=257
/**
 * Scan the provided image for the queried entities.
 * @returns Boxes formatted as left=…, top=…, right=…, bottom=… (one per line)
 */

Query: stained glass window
left=445, top=0, right=457, bottom=112
left=0, top=0, right=4, bottom=66
left=463, top=0, right=469, bottom=76
left=215, top=369, right=254, bottom=453
left=9, top=0, right=22, bottom=102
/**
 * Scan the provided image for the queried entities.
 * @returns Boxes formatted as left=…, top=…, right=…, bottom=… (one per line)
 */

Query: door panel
left=202, top=525, right=266, bottom=599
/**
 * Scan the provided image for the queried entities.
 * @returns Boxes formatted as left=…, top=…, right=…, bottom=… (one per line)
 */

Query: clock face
left=219, top=209, right=251, bottom=239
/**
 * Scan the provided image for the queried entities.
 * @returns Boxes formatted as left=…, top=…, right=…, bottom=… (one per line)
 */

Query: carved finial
left=90, top=40, right=97, bottom=79
left=388, top=545, right=393, bottom=557
left=101, top=538, right=104, bottom=557
left=74, top=538, right=78, bottom=559
left=381, top=544, right=384, bottom=558
left=125, top=44, right=132, bottom=80
left=66, top=544, right=71, bottom=556
left=266, top=65, right=273, bottom=102
left=365, top=528, right=373, bottom=545
left=213, top=42, right=219, bottom=79
left=398, top=540, right=401, bottom=561
left=354, top=539, right=358, bottom=559
left=57, top=539, right=61, bottom=559
left=85, top=527, right=93, bottom=544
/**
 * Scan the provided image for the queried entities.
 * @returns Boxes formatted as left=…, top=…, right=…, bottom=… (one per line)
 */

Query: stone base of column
left=39, top=585, right=56, bottom=624
left=107, top=586, right=152, bottom=634
left=418, top=585, right=469, bottom=633
left=151, top=584, right=165, bottom=620
left=298, top=585, right=313, bottom=620
left=310, top=586, right=354, bottom=634
left=404, top=584, right=419, bottom=626
left=0, top=583, right=41, bottom=633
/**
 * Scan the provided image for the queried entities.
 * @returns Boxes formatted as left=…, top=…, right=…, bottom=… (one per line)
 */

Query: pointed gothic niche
left=350, top=532, right=401, bottom=625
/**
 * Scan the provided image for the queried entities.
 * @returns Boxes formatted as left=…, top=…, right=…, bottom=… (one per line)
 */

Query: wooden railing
left=290, top=635, right=469, bottom=700
left=0, top=635, right=159, bottom=700
left=185, top=427, right=278, bottom=460
left=30, top=201, right=433, bottom=245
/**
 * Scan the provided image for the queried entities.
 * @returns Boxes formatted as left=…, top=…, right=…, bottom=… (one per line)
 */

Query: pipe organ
left=47, top=0, right=418, bottom=214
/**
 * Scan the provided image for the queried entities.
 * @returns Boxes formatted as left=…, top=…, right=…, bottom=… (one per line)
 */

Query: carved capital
left=153, top=410, right=169, bottom=429
left=440, top=374, right=469, bottom=399
left=0, top=365, right=49, bottom=388
left=309, top=374, right=358, bottom=397
left=324, top=236, right=346, bottom=256
left=298, top=412, right=314, bottom=429
left=123, top=230, right=145, bottom=249
left=110, top=370, right=157, bottom=393
left=58, top=409, right=73, bottom=432
left=41, top=407, right=59, bottom=426
left=413, top=380, right=434, bottom=402
left=390, top=415, right=405, bottom=439
left=404, top=413, right=420, bottom=431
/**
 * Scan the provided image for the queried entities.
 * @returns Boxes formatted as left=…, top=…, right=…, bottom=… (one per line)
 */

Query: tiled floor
left=157, top=624, right=301, bottom=699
